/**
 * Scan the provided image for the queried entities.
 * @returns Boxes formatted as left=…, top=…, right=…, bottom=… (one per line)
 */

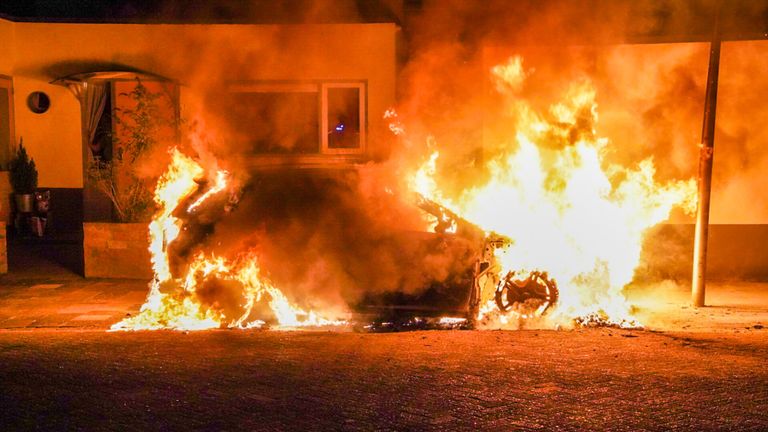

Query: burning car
left=110, top=151, right=560, bottom=332
left=350, top=185, right=562, bottom=329
left=112, top=54, right=696, bottom=333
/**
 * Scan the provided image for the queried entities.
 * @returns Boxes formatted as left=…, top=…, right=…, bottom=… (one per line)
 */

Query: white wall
left=8, top=21, right=398, bottom=188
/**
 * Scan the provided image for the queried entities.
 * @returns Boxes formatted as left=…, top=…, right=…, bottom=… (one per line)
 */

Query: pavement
left=1, top=265, right=766, bottom=333
left=0, top=258, right=767, bottom=430
left=0, top=265, right=148, bottom=330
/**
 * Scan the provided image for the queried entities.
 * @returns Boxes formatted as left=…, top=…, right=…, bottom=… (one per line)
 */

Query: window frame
left=226, top=80, right=367, bottom=158
left=321, top=82, right=367, bottom=155
left=0, top=75, right=16, bottom=167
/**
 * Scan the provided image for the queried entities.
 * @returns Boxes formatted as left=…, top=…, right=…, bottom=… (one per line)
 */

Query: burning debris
left=112, top=50, right=697, bottom=333
left=403, top=55, right=697, bottom=329
left=111, top=149, right=348, bottom=331
left=362, top=316, right=469, bottom=332
left=574, top=312, right=643, bottom=330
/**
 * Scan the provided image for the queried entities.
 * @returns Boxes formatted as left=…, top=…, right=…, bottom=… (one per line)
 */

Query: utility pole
left=692, top=3, right=722, bottom=307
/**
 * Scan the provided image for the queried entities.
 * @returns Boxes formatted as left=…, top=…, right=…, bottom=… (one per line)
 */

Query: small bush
left=9, top=139, right=38, bottom=194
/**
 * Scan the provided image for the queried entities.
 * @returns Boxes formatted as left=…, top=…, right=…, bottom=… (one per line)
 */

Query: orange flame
left=410, top=56, right=697, bottom=327
left=111, top=148, right=345, bottom=331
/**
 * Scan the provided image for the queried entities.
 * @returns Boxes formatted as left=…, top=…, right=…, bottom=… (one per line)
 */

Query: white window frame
left=0, top=75, right=15, bottom=167
left=321, top=82, right=366, bottom=155
left=227, top=81, right=367, bottom=156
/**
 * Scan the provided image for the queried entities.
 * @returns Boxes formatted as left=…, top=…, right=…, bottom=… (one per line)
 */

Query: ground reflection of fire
left=112, top=55, right=697, bottom=332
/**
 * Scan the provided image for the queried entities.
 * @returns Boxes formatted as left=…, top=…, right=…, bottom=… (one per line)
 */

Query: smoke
left=395, top=2, right=702, bottom=194
left=396, top=0, right=768, bottom=225
left=108, top=0, right=768, bottom=318
left=165, top=166, right=477, bottom=313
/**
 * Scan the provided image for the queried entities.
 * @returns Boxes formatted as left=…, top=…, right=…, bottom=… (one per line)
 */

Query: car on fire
left=355, top=193, right=559, bottom=327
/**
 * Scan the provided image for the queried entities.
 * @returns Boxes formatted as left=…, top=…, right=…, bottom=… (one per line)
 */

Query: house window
left=0, top=76, right=14, bottom=167
left=322, top=83, right=365, bottom=154
left=225, top=81, right=366, bottom=156
left=226, top=83, right=320, bottom=154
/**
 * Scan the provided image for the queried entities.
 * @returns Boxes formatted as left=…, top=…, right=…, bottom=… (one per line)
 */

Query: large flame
left=114, top=54, right=696, bottom=331
left=410, top=56, right=697, bottom=327
left=111, top=149, right=344, bottom=331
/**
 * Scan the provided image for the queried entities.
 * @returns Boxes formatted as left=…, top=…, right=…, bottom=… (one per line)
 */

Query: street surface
left=0, top=271, right=766, bottom=431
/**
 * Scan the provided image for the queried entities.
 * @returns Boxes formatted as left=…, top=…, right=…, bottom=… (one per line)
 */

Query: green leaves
left=88, top=78, right=172, bottom=222
left=113, top=80, right=162, bottom=163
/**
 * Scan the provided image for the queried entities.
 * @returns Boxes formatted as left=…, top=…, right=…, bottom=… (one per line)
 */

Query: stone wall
left=83, top=223, right=151, bottom=279
left=80, top=222, right=768, bottom=281
left=0, top=224, right=6, bottom=274
left=0, top=172, right=11, bottom=223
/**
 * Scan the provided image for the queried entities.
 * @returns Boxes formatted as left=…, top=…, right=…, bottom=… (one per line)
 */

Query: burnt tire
left=494, top=270, right=559, bottom=316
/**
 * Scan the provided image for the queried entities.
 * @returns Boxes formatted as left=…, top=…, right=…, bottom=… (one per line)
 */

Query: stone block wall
left=0, top=172, right=11, bottom=224
left=83, top=223, right=152, bottom=279
left=0, top=224, right=6, bottom=274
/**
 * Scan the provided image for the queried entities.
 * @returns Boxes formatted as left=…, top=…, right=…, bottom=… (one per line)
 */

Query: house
left=0, top=7, right=402, bottom=276
left=1, top=0, right=767, bottom=284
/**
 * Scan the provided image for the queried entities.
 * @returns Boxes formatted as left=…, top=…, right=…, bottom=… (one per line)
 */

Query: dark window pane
left=327, top=87, right=360, bottom=149
left=92, top=85, right=112, bottom=161
left=226, top=91, right=319, bottom=154
left=0, top=87, right=10, bottom=165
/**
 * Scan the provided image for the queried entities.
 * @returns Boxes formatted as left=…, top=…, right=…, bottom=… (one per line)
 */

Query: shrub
left=9, top=139, right=38, bottom=194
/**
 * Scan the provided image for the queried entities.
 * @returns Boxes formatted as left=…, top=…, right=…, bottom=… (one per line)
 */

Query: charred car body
left=177, top=169, right=559, bottom=327
left=357, top=193, right=560, bottom=326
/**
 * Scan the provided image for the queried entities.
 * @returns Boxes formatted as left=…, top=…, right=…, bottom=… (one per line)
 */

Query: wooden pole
left=692, top=4, right=722, bottom=307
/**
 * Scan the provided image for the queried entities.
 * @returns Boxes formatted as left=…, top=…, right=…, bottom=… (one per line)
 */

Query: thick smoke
left=122, top=0, right=768, bottom=316
left=159, top=17, right=478, bottom=314
left=172, top=169, right=477, bottom=313
left=394, top=1, right=768, bottom=294
left=398, top=0, right=768, bottom=221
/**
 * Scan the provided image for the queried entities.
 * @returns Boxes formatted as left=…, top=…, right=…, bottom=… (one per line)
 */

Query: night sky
left=1, top=0, right=766, bottom=43
left=0, top=0, right=405, bottom=24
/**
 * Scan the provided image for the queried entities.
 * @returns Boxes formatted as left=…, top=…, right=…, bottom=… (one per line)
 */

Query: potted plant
left=9, top=138, right=38, bottom=213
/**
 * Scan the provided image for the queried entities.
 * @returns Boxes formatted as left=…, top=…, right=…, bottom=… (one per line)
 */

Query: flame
left=187, top=169, right=228, bottom=212
left=113, top=54, right=696, bottom=332
left=409, top=56, right=697, bottom=327
left=111, top=148, right=344, bottom=331
left=384, top=108, right=405, bottom=136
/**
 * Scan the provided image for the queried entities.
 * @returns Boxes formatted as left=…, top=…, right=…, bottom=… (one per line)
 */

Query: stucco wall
left=12, top=76, right=81, bottom=187
left=8, top=22, right=397, bottom=188
left=0, top=18, right=14, bottom=75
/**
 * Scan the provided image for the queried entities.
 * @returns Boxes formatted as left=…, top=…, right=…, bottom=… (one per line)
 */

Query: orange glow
left=111, top=148, right=345, bottom=331
left=113, top=54, right=697, bottom=331
left=409, top=56, right=697, bottom=328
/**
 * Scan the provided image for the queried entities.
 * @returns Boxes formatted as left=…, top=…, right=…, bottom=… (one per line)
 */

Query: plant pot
left=14, top=193, right=34, bottom=213
left=35, top=190, right=51, bottom=213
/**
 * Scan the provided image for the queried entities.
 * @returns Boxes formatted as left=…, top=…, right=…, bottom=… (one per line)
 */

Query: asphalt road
left=1, top=271, right=767, bottom=430
left=1, top=328, right=766, bottom=431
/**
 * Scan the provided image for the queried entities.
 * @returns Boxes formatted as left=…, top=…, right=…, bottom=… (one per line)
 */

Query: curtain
left=81, top=81, right=108, bottom=157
